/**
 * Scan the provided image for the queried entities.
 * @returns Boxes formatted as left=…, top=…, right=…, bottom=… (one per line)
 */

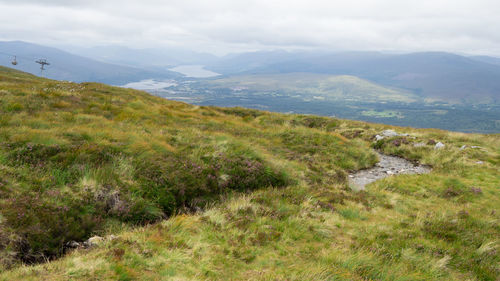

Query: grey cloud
left=0, top=0, right=499, bottom=55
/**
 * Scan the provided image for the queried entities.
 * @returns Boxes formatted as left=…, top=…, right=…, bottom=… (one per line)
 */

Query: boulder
left=85, top=236, right=104, bottom=247
left=381, top=130, right=398, bottom=137
left=434, top=142, right=445, bottom=149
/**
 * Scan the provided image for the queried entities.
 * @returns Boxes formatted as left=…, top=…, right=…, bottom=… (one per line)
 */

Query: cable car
left=11, top=56, right=17, bottom=66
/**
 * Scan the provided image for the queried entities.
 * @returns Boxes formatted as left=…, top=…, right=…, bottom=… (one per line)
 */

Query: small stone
left=375, top=135, right=384, bottom=141
left=66, top=241, right=81, bottom=248
left=460, top=145, right=467, bottom=150
left=386, top=170, right=394, bottom=175
left=348, top=175, right=354, bottom=178
left=85, top=236, right=104, bottom=247
left=434, top=142, right=445, bottom=149
left=476, top=161, right=484, bottom=165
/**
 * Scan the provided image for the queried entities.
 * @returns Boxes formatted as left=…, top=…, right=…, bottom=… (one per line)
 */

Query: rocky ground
left=349, top=152, right=431, bottom=191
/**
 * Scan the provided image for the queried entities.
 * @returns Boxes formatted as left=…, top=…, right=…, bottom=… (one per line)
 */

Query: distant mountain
left=206, top=50, right=315, bottom=75
left=206, top=51, right=500, bottom=104
left=66, top=45, right=218, bottom=68
left=469, top=55, right=500, bottom=66
left=0, top=41, right=181, bottom=84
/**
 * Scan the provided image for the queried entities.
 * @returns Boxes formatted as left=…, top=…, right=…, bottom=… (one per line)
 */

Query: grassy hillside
left=0, top=66, right=499, bottom=280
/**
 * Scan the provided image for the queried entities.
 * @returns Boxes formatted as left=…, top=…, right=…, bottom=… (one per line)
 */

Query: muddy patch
left=349, top=152, right=430, bottom=191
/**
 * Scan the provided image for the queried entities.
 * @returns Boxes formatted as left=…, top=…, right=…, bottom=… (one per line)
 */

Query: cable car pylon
left=35, top=59, right=50, bottom=75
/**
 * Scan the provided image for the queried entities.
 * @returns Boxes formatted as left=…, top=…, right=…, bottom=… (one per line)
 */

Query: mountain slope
left=66, top=45, right=218, bottom=68
left=0, top=66, right=499, bottom=280
left=203, top=72, right=418, bottom=103
left=0, top=41, right=180, bottom=84
left=470, top=55, right=500, bottom=66
left=207, top=51, right=500, bottom=104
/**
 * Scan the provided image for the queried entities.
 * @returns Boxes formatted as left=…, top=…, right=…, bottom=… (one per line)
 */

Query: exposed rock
left=460, top=145, right=467, bottom=150
left=375, top=135, right=384, bottom=141
left=349, top=152, right=431, bottom=191
left=381, top=130, right=398, bottom=137
left=66, top=241, right=81, bottom=248
left=476, top=161, right=484, bottom=165
left=434, top=142, right=445, bottom=149
left=85, top=236, right=104, bottom=247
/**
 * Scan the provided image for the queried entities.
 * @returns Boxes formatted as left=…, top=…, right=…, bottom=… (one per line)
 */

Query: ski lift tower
left=35, top=59, right=50, bottom=75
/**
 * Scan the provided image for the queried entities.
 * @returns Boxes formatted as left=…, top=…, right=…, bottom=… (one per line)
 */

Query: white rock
left=386, top=170, right=394, bottom=175
left=434, top=142, right=445, bottom=149
left=413, top=142, right=426, bottom=147
left=85, top=236, right=104, bottom=247
left=460, top=145, right=467, bottom=150
left=381, top=130, right=398, bottom=137
left=476, top=161, right=484, bottom=165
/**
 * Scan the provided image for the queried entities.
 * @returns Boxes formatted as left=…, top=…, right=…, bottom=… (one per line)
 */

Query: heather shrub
left=0, top=192, right=101, bottom=263
left=134, top=149, right=289, bottom=213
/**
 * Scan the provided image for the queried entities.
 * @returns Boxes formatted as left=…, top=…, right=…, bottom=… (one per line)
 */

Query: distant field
left=206, top=73, right=419, bottom=103
left=147, top=73, right=500, bottom=133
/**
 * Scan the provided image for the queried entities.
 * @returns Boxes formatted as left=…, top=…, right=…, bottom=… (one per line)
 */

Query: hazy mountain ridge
left=65, top=45, right=218, bottom=68
left=0, top=41, right=181, bottom=84
left=206, top=51, right=500, bottom=104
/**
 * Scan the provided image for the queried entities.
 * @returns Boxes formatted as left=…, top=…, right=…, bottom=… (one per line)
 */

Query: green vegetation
left=156, top=74, right=500, bottom=133
left=0, top=66, right=499, bottom=280
left=206, top=73, right=418, bottom=103
left=361, top=110, right=404, bottom=118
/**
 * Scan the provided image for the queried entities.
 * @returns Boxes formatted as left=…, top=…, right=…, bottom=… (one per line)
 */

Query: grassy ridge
left=0, top=66, right=499, bottom=280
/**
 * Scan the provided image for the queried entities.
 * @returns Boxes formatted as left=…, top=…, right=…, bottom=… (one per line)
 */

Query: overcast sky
left=0, top=0, right=499, bottom=56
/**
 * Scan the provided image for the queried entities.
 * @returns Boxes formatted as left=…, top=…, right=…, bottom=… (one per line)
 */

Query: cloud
left=0, top=0, right=499, bottom=55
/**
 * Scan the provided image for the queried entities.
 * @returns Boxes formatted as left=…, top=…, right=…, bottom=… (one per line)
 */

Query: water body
left=169, top=65, right=220, bottom=78
left=349, top=152, right=430, bottom=191
left=122, top=79, right=177, bottom=90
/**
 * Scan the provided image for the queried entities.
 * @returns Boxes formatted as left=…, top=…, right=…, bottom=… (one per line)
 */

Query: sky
left=0, top=0, right=499, bottom=56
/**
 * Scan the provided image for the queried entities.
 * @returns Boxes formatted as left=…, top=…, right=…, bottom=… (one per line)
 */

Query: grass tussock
left=0, top=66, right=499, bottom=280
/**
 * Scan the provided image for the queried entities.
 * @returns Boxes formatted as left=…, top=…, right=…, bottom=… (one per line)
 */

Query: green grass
left=0, top=66, right=499, bottom=280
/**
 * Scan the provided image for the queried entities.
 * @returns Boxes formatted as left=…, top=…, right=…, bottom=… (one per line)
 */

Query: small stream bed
left=349, top=152, right=431, bottom=191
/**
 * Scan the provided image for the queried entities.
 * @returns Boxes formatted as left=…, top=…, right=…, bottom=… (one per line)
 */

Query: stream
left=349, top=152, right=431, bottom=191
